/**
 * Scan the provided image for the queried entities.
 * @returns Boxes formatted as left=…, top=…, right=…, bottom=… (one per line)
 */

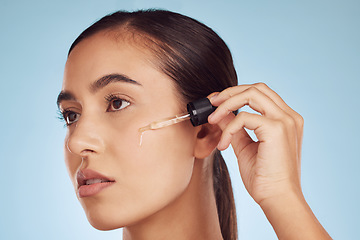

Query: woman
left=57, top=9, right=331, bottom=240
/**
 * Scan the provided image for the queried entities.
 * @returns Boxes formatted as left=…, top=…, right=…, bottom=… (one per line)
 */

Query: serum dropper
left=139, top=98, right=217, bottom=133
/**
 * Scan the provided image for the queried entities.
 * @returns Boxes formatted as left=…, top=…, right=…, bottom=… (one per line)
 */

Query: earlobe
left=193, top=123, right=222, bottom=159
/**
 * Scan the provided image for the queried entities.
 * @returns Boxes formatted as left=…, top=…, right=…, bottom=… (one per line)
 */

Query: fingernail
left=208, top=112, right=215, bottom=122
left=217, top=141, right=223, bottom=150
left=210, top=93, right=219, bottom=103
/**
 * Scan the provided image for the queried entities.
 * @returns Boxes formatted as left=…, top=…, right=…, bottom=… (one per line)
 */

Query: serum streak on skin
left=139, top=131, right=145, bottom=146
left=138, top=113, right=191, bottom=146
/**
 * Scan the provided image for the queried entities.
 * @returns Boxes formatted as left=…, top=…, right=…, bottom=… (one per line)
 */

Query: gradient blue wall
left=0, top=0, right=359, bottom=239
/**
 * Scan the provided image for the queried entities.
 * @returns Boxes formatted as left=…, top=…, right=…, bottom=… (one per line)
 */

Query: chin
left=81, top=200, right=148, bottom=231
left=89, top=220, right=120, bottom=231
left=85, top=208, right=125, bottom=231
left=80, top=201, right=125, bottom=230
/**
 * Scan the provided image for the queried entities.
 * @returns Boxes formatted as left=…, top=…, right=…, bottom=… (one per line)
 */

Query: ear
left=193, top=123, right=222, bottom=159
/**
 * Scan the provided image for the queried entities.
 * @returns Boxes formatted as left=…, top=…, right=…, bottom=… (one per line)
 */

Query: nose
left=66, top=115, right=105, bottom=156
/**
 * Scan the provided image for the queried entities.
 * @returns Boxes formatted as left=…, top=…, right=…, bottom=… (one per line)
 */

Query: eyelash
left=58, top=94, right=131, bottom=126
left=57, top=109, right=67, bottom=127
left=104, top=93, right=131, bottom=112
left=58, top=109, right=80, bottom=127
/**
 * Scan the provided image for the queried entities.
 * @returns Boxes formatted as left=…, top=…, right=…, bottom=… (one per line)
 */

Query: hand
left=208, top=83, right=304, bottom=206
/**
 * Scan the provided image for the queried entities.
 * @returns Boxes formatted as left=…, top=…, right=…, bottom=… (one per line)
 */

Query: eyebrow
left=57, top=91, right=75, bottom=108
left=90, top=73, right=142, bottom=93
left=57, top=73, right=142, bottom=108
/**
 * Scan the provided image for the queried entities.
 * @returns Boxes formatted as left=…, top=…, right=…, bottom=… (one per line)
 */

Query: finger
left=208, top=86, right=288, bottom=124
left=253, top=83, right=304, bottom=168
left=211, top=83, right=294, bottom=116
left=210, top=83, right=304, bottom=160
left=251, top=83, right=304, bottom=161
left=254, top=83, right=303, bottom=122
left=215, top=112, right=254, bottom=153
left=217, top=111, right=300, bottom=183
left=210, top=83, right=303, bottom=132
left=217, top=111, right=272, bottom=151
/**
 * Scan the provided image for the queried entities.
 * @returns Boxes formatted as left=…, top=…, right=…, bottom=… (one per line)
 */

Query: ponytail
left=213, top=149, right=238, bottom=240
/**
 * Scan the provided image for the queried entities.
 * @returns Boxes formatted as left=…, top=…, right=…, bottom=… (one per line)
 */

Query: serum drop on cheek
left=138, top=98, right=216, bottom=146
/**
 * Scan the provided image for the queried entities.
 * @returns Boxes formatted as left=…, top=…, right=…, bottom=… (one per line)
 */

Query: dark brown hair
left=68, top=9, right=238, bottom=240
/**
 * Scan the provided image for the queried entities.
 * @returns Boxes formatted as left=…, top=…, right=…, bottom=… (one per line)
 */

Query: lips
left=76, top=169, right=115, bottom=198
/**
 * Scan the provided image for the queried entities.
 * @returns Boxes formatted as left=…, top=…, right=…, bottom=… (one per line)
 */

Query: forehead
left=64, top=32, right=153, bottom=82
left=62, top=32, right=184, bottom=109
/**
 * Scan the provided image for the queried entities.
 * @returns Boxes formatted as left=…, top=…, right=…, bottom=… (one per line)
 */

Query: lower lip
left=78, top=182, right=115, bottom=198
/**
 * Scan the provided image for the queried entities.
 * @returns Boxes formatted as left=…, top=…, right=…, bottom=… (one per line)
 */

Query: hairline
left=67, top=27, right=187, bottom=111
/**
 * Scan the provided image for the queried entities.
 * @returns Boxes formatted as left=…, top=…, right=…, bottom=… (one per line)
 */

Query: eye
left=106, top=96, right=131, bottom=112
left=62, top=110, right=80, bottom=126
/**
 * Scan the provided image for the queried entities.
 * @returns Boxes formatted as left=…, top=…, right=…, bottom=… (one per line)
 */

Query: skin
left=209, top=85, right=332, bottom=239
left=59, top=32, right=223, bottom=240
left=59, top=31, right=332, bottom=239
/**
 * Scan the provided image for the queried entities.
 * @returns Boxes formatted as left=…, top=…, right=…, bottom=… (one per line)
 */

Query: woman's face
left=58, top=32, right=198, bottom=230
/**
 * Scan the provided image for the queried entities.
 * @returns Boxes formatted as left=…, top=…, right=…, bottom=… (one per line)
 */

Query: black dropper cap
left=187, top=98, right=217, bottom=126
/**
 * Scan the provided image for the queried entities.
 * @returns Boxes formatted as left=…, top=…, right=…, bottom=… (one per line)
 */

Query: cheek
left=137, top=124, right=195, bottom=183
left=106, top=120, right=196, bottom=221
left=111, top=120, right=195, bottom=187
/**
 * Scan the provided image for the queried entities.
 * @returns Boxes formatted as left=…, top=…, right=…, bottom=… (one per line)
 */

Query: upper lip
left=76, top=168, right=115, bottom=188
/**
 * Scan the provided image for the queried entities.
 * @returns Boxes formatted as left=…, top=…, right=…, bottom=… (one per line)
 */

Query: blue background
left=0, top=0, right=359, bottom=239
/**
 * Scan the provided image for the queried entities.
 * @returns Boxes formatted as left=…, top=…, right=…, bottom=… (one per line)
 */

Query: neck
left=123, top=157, right=223, bottom=240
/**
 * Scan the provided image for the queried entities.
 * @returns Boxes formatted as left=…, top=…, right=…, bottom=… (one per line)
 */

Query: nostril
left=65, top=121, right=105, bottom=155
left=80, top=149, right=96, bottom=156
